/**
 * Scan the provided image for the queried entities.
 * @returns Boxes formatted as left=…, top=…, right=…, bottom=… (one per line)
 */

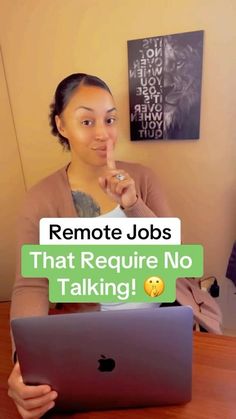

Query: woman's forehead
left=66, top=85, right=116, bottom=113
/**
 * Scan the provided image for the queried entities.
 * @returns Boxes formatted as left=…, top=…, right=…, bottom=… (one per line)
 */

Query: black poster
left=128, top=30, right=204, bottom=141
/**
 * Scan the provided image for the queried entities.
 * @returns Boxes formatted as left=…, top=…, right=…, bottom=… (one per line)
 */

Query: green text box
left=22, top=244, right=203, bottom=303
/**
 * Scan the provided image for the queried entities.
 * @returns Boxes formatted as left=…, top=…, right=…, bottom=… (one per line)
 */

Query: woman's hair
left=49, top=73, right=112, bottom=150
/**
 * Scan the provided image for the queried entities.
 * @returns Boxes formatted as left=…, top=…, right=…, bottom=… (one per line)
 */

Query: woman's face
left=56, top=85, right=118, bottom=167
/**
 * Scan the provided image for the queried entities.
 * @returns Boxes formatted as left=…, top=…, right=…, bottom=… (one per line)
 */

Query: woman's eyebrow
left=75, top=106, right=93, bottom=112
left=75, top=106, right=117, bottom=113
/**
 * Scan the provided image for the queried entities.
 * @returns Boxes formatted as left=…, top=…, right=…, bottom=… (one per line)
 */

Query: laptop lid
left=11, top=306, right=193, bottom=412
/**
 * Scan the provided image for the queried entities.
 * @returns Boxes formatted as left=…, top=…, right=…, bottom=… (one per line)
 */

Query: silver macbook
left=11, top=306, right=193, bottom=412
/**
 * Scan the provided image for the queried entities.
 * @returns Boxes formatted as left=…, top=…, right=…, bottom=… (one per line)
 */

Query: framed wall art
left=128, top=30, right=204, bottom=141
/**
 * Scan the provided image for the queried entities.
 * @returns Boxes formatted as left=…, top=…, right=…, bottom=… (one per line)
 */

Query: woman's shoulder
left=20, top=166, right=69, bottom=217
left=26, top=166, right=68, bottom=199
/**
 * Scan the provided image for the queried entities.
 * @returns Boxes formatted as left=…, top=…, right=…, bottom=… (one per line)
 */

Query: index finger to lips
left=106, top=139, right=116, bottom=170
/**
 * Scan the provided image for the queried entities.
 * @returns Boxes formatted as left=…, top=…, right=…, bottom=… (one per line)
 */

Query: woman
left=8, top=73, right=222, bottom=418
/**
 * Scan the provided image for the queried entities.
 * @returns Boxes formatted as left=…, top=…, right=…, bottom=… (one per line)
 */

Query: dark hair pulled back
left=49, top=73, right=112, bottom=150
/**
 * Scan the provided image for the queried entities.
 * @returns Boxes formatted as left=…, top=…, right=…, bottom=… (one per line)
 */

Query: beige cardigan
left=10, top=161, right=222, bottom=336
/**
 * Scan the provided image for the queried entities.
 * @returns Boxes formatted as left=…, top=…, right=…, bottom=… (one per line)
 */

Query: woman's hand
left=98, top=140, right=138, bottom=209
left=8, top=362, right=57, bottom=419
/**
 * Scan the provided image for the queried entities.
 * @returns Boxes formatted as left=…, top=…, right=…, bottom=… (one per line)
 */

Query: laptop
left=11, top=306, right=193, bottom=412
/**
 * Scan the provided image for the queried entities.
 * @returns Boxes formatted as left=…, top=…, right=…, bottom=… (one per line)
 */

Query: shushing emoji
left=144, top=276, right=165, bottom=297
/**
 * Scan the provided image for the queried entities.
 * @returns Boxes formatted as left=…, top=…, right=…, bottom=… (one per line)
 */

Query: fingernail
left=51, top=392, right=58, bottom=400
left=48, top=401, right=55, bottom=410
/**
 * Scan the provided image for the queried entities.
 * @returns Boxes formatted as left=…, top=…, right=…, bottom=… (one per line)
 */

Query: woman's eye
left=106, top=117, right=117, bottom=125
left=81, top=120, right=93, bottom=126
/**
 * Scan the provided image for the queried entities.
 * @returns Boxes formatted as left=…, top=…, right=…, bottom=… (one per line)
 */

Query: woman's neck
left=67, top=157, right=107, bottom=189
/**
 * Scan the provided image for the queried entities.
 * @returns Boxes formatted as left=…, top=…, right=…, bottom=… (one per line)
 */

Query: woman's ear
left=55, top=115, right=66, bottom=137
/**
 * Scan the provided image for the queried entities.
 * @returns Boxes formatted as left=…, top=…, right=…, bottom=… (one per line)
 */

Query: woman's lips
left=91, top=146, right=107, bottom=157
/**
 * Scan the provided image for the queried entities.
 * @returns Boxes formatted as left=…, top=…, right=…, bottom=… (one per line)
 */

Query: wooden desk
left=1, top=302, right=236, bottom=419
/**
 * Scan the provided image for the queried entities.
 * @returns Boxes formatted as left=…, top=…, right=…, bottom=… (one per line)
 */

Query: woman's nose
left=95, top=123, right=109, bottom=141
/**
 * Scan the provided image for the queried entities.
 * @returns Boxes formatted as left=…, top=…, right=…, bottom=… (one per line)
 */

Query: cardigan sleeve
left=123, top=165, right=172, bottom=218
left=10, top=191, right=50, bottom=358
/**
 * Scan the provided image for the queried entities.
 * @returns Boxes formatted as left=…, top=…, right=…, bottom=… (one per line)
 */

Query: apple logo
left=98, top=354, right=116, bottom=372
